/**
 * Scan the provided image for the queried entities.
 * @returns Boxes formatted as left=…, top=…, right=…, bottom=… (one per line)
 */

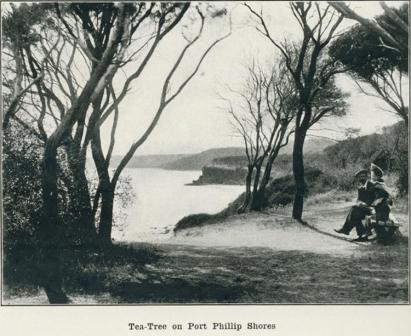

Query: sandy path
left=167, top=212, right=361, bottom=256
left=167, top=200, right=408, bottom=256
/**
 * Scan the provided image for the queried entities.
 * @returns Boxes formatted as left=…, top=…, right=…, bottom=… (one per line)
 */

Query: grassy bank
left=175, top=167, right=342, bottom=232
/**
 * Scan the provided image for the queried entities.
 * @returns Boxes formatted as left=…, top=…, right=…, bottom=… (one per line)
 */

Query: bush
left=174, top=213, right=215, bottom=232
left=318, top=121, right=408, bottom=194
left=329, top=164, right=364, bottom=190
left=264, top=167, right=337, bottom=207
left=3, top=125, right=44, bottom=286
left=3, top=123, right=85, bottom=286
left=393, top=123, right=408, bottom=195
left=396, top=156, right=408, bottom=195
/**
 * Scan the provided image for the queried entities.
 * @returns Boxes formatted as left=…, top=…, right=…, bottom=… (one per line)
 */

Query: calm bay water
left=112, top=168, right=244, bottom=242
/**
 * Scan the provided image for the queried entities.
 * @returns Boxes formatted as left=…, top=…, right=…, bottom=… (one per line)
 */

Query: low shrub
left=174, top=213, right=215, bottom=231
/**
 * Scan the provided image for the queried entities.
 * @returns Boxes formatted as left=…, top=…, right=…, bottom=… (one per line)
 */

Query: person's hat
left=370, top=163, right=384, bottom=178
left=354, top=169, right=368, bottom=177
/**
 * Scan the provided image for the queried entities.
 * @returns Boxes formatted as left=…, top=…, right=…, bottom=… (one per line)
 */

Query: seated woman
left=362, top=164, right=397, bottom=242
left=369, top=163, right=392, bottom=222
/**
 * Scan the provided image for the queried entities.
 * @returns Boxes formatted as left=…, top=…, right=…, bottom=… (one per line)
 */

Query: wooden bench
left=364, top=214, right=401, bottom=242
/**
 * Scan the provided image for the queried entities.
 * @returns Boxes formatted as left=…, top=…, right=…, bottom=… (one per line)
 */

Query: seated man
left=334, top=169, right=375, bottom=240
left=363, top=163, right=394, bottom=240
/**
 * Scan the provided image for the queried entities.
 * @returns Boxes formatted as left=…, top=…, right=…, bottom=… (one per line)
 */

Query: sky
left=64, top=1, right=410, bottom=156
left=0, top=1, right=408, bottom=312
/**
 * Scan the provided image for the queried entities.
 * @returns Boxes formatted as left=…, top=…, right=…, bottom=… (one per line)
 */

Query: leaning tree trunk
left=91, top=129, right=116, bottom=245
left=238, top=166, right=253, bottom=213
left=292, top=127, right=307, bottom=220
left=64, top=141, right=97, bottom=245
left=254, top=143, right=285, bottom=211
left=98, top=183, right=115, bottom=245
left=255, top=156, right=274, bottom=205
left=250, top=164, right=263, bottom=211
left=40, top=140, right=69, bottom=304
left=250, top=189, right=265, bottom=211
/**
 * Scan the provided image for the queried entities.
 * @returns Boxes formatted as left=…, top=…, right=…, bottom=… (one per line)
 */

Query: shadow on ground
left=110, top=278, right=249, bottom=303
left=3, top=238, right=409, bottom=304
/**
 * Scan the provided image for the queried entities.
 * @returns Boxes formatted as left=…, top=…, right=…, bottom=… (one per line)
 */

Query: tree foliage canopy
left=328, top=3, right=408, bottom=124
left=329, top=3, right=408, bottom=79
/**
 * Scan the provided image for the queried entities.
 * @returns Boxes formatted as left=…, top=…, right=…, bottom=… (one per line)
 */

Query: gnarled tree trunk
left=292, top=127, right=307, bottom=220
left=90, top=129, right=115, bottom=244
left=64, top=141, right=97, bottom=245
left=98, top=184, right=115, bottom=245
left=250, top=164, right=263, bottom=211
left=40, top=140, right=69, bottom=304
left=238, top=166, right=253, bottom=213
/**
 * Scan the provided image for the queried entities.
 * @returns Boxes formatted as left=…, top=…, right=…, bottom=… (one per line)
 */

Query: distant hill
left=212, top=156, right=249, bottom=167
left=110, top=154, right=188, bottom=168
left=166, top=138, right=335, bottom=170
left=108, top=138, right=335, bottom=170
left=280, top=136, right=336, bottom=155
left=161, top=147, right=245, bottom=170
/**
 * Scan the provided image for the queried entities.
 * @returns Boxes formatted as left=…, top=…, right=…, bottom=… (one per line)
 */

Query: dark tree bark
left=250, top=141, right=286, bottom=211
left=39, top=142, right=69, bottom=304
left=98, top=186, right=115, bottom=245
left=90, top=128, right=115, bottom=244
left=64, top=140, right=97, bottom=244
left=291, top=127, right=307, bottom=220
left=250, top=164, right=263, bottom=211
left=250, top=190, right=265, bottom=211
left=239, top=167, right=253, bottom=213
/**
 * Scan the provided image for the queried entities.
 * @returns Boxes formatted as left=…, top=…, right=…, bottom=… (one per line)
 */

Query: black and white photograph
left=1, top=0, right=409, bottom=307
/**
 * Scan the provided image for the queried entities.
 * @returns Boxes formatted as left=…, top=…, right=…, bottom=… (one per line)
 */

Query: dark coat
left=357, top=181, right=375, bottom=206
left=370, top=181, right=392, bottom=221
